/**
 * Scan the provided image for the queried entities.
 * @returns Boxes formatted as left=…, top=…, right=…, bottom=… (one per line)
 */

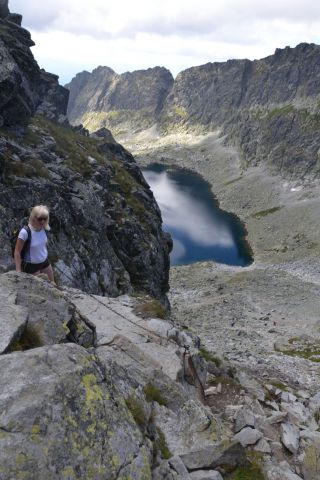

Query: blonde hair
left=29, top=205, right=50, bottom=230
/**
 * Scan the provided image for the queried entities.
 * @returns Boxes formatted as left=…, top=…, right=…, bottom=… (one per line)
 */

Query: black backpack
left=10, top=225, right=31, bottom=259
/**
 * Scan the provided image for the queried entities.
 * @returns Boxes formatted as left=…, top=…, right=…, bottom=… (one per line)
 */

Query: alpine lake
left=142, top=164, right=253, bottom=267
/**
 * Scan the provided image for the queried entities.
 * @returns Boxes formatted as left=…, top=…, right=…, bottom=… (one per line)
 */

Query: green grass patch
left=251, top=206, right=282, bottom=219
left=133, top=299, right=167, bottom=319
left=154, top=427, right=172, bottom=460
left=228, top=463, right=265, bottom=480
left=172, top=106, right=188, bottom=119
left=268, top=381, right=289, bottom=391
left=7, top=157, right=50, bottom=179
left=32, top=115, right=111, bottom=176
left=143, top=384, right=167, bottom=406
left=199, top=347, right=222, bottom=366
left=125, top=395, right=148, bottom=430
left=227, top=452, right=265, bottom=480
left=275, top=339, right=320, bottom=363
left=266, top=105, right=295, bottom=119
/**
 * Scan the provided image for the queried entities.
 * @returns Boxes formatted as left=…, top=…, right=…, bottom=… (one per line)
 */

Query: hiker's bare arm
left=14, top=238, right=25, bottom=272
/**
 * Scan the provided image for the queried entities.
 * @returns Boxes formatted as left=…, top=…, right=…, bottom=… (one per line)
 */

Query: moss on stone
left=61, top=466, right=76, bottom=479
left=6, top=324, right=43, bottom=352
left=81, top=373, right=104, bottom=411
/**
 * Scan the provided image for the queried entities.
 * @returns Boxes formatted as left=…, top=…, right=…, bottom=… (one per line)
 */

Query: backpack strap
left=21, top=225, right=32, bottom=260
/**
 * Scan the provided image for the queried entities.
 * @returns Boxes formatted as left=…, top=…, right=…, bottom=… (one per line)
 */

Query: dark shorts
left=22, top=258, right=50, bottom=274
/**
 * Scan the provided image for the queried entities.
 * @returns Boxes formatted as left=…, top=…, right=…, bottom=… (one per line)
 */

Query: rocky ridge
left=67, top=42, right=320, bottom=180
left=66, top=66, right=174, bottom=134
left=0, top=1, right=171, bottom=301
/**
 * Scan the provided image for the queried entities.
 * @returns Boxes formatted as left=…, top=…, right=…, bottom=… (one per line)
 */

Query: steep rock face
left=0, top=116, right=171, bottom=300
left=162, top=43, right=320, bottom=128
left=66, top=66, right=174, bottom=133
left=67, top=43, right=320, bottom=179
left=0, top=2, right=68, bottom=126
left=160, top=42, right=320, bottom=178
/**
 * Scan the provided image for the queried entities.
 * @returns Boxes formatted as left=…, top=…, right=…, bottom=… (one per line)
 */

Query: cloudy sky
left=9, top=0, right=320, bottom=85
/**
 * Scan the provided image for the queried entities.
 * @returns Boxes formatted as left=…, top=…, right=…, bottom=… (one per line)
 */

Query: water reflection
left=143, top=164, right=252, bottom=266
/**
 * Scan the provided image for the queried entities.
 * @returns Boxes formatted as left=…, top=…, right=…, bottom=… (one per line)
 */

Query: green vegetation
left=21, top=127, right=41, bottom=147
left=33, top=115, right=110, bottom=176
left=6, top=324, right=43, bottom=352
left=133, top=299, right=167, bottom=319
left=125, top=395, right=148, bottom=430
left=251, top=207, right=282, bottom=219
left=172, top=106, right=188, bottom=119
left=154, top=427, right=172, bottom=460
left=266, top=105, right=295, bottom=119
left=7, top=157, right=50, bottom=179
left=228, top=463, right=265, bottom=480
left=275, top=337, right=320, bottom=363
left=143, top=383, right=167, bottom=406
left=227, top=452, right=265, bottom=480
left=268, top=381, right=289, bottom=391
left=199, top=347, right=222, bottom=366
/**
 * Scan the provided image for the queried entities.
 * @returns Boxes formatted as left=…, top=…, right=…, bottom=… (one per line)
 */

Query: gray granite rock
left=0, top=343, right=152, bottom=479
left=233, top=427, right=263, bottom=447
left=301, top=436, right=320, bottom=480
left=179, top=442, right=248, bottom=470
left=0, top=273, right=95, bottom=348
left=234, top=405, right=255, bottom=432
left=0, top=286, right=27, bottom=353
left=280, top=422, right=300, bottom=454
left=189, top=470, right=223, bottom=480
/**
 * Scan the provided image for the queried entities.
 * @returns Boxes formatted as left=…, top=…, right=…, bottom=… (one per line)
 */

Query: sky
left=9, top=0, right=320, bottom=86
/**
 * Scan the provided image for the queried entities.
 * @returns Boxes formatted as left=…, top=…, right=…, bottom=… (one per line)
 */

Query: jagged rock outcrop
left=67, top=43, right=320, bottom=179
left=0, top=114, right=171, bottom=299
left=0, top=2, right=171, bottom=300
left=0, top=1, right=68, bottom=126
left=66, top=66, right=174, bottom=133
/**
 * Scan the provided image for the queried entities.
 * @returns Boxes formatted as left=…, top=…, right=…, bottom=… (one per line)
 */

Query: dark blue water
left=143, top=164, right=253, bottom=267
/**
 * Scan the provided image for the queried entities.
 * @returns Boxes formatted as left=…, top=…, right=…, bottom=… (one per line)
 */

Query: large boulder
left=0, top=343, right=152, bottom=479
left=0, top=272, right=95, bottom=349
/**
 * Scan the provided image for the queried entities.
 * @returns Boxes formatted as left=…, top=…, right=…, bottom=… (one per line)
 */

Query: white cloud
left=143, top=170, right=234, bottom=248
left=8, top=0, right=320, bottom=84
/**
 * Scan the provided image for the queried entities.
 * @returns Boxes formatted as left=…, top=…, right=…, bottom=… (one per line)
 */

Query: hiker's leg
left=39, top=264, right=54, bottom=282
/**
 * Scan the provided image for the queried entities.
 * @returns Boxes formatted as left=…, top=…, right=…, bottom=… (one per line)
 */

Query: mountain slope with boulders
left=0, top=0, right=171, bottom=301
left=67, top=42, right=320, bottom=180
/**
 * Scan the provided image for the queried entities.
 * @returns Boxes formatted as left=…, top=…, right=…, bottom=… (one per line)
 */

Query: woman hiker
left=14, top=205, right=54, bottom=282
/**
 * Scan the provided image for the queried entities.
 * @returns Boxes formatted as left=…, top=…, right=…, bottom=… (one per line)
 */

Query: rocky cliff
left=67, top=43, right=320, bottom=180
left=66, top=66, right=174, bottom=133
left=0, top=1, right=171, bottom=301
